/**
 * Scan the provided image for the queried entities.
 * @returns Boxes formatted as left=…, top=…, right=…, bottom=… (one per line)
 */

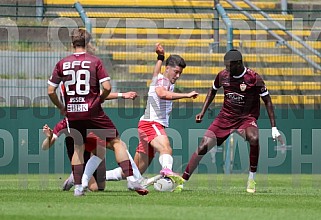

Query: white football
left=153, top=177, right=174, bottom=192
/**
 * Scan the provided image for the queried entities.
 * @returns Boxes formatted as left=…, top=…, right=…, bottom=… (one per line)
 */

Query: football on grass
left=153, top=177, right=174, bottom=192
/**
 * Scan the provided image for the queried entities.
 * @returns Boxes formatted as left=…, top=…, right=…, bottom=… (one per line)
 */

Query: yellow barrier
left=58, top=12, right=213, bottom=19
left=93, top=28, right=312, bottom=37
left=146, top=80, right=321, bottom=90
left=45, top=0, right=214, bottom=7
left=94, top=28, right=213, bottom=35
left=45, top=0, right=276, bottom=9
left=128, top=65, right=317, bottom=76
left=97, top=39, right=321, bottom=49
left=57, top=11, right=292, bottom=21
left=111, top=52, right=321, bottom=63
left=229, top=13, right=293, bottom=20
left=97, top=39, right=214, bottom=47
left=237, top=41, right=321, bottom=49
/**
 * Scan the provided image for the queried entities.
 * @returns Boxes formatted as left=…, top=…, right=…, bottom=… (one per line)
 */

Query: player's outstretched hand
left=42, top=124, right=53, bottom=138
left=195, top=113, right=204, bottom=123
left=155, top=43, right=164, bottom=55
left=188, top=91, right=199, bottom=99
left=123, top=91, right=138, bottom=100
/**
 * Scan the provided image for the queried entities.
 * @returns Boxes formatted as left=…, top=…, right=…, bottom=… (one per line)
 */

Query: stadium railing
left=2, top=1, right=321, bottom=107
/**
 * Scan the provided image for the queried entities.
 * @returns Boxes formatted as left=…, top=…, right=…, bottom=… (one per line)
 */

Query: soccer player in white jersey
left=106, top=43, right=198, bottom=186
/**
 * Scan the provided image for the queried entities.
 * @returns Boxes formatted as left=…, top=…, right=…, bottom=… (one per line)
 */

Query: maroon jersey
left=48, top=52, right=110, bottom=121
left=213, top=67, right=268, bottom=120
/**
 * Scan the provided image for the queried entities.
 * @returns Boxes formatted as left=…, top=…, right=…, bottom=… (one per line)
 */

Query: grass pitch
left=0, top=174, right=321, bottom=220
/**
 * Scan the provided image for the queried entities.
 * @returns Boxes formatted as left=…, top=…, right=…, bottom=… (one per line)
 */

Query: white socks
left=249, top=171, right=256, bottom=180
left=106, top=167, right=123, bottom=181
left=159, top=154, right=173, bottom=170
left=82, top=155, right=102, bottom=188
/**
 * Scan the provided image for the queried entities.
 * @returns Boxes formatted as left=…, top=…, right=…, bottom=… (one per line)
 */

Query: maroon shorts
left=205, top=116, right=258, bottom=143
left=69, top=114, right=119, bottom=146
left=85, top=132, right=108, bottom=152
left=136, top=120, right=167, bottom=159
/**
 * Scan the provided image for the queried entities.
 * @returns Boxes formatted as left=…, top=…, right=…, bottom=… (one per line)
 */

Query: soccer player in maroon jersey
left=176, top=49, right=282, bottom=193
left=47, top=29, right=147, bottom=196
left=41, top=91, right=138, bottom=192
left=42, top=121, right=104, bottom=191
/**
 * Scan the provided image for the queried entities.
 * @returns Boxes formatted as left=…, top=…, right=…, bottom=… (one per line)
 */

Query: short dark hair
left=165, top=55, right=186, bottom=69
left=71, top=29, right=92, bottom=48
left=224, top=49, right=243, bottom=63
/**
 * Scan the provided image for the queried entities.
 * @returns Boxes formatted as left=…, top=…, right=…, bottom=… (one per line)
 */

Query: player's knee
left=111, top=140, right=127, bottom=152
left=247, top=134, right=259, bottom=145
left=95, top=147, right=106, bottom=159
left=198, top=138, right=215, bottom=155
left=197, top=146, right=208, bottom=155
left=197, top=142, right=210, bottom=155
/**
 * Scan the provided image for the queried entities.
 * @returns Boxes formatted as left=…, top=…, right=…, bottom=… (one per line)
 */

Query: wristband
left=118, top=93, right=123, bottom=98
left=157, top=54, right=165, bottom=61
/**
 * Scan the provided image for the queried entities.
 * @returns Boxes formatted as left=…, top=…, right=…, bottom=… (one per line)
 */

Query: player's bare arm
left=155, top=87, right=198, bottom=100
left=261, top=94, right=276, bottom=127
left=41, top=124, right=56, bottom=150
left=196, top=87, right=217, bottom=123
left=121, top=91, right=138, bottom=99
left=100, top=80, right=112, bottom=103
left=261, top=94, right=283, bottom=142
left=105, top=91, right=138, bottom=100
left=153, top=43, right=165, bottom=78
left=48, top=85, right=65, bottom=114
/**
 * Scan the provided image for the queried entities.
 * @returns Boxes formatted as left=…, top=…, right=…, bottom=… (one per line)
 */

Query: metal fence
left=1, top=3, right=321, bottom=108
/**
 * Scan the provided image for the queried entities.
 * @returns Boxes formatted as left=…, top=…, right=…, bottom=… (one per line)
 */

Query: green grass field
left=1, top=174, right=321, bottom=220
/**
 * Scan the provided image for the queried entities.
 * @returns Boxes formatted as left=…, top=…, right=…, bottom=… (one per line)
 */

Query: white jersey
left=140, top=74, right=174, bottom=127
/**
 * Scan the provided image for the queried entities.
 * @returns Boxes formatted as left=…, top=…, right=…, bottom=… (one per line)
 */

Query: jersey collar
left=232, top=67, right=247, bottom=78
left=73, top=52, right=86, bottom=55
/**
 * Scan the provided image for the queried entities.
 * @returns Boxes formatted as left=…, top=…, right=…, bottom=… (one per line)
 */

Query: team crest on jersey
left=240, top=83, right=247, bottom=91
